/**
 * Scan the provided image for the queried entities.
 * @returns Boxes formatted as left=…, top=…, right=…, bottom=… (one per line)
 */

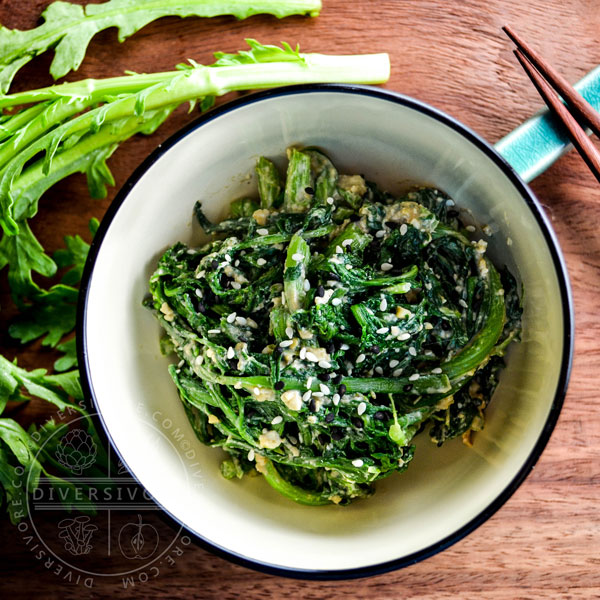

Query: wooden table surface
left=1, top=1, right=599, bottom=598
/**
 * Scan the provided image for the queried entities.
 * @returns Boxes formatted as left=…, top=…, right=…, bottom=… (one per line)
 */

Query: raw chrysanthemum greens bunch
left=149, top=147, right=522, bottom=505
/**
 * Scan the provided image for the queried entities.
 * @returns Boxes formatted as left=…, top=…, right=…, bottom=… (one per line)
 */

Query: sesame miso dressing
left=146, top=146, right=522, bottom=505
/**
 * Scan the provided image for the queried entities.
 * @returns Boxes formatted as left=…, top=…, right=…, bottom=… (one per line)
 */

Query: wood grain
left=0, top=1, right=599, bottom=598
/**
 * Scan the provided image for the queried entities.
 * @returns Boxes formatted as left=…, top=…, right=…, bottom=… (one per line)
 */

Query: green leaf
left=0, top=0, right=322, bottom=92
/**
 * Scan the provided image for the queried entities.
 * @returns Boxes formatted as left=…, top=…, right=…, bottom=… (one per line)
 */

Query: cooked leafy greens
left=0, top=0, right=322, bottom=92
left=147, top=147, right=523, bottom=505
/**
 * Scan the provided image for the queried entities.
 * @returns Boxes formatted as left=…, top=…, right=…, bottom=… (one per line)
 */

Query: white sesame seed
left=236, top=316, right=247, bottom=326
left=303, top=390, right=312, bottom=401
left=376, top=327, right=389, bottom=334
left=446, top=199, right=455, bottom=207
left=300, top=347, right=307, bottom=360
left=312, top=391, right=324, bottom=398
left=226, top=347, right=235, bottom=359
left=408, top=347, right=417, bottom=356
left=357, top=402, right=366, bottom=416
left=356, top=354, right=366, bottom=364
left=272, top=416, right=283, bottom=425
left=196, top=270, right=206, bottom=278
left=257, top=257, right=267, bottom=266
left=466, top=225, right=476, bottom=232
left=320, top=383, right=330, bottom=395
left=225, top=254, right=232, bottom=262
left=253, top=387, right=260, bottom=395
left=285, top=326, right=294, bottom=339
left=292, top=252, right=304, bottom=262
left=195, top=289, right=203, bottom=297
left=459, top=299, right=468, bottom=308
left=389, top=359, right=399, bottom=368
left=326, top=196, right=334, bottom=205
left=398, top=332, right=411, bottom=341
left=375, top=366, right=383, bottom=375
left=331, top=298, right=342, bottom=306
left=279, top=339, right=293, bottom=347
left=235, top=259, right=240, bottom=266
left=400, top=223, right=408, bottom=236
left=352, top=459, right=364, bottom=467
left=390, top=326, right=401, bottom=337
left=303, top=279, right=311, bottom=291
left=257, top=228, right=269, bottom=235
left=376, top=230, right=385, bottom=238
left=247, top=318, right=258, bottom=329
left=332, top=393, right=340, bottom=405
left=306, top=376, right=313, bottom=389
left=342, top=238, right=353, bottom=247
left=340, top=343, right=350, bottom=351
left=424, top=322, right=433, bottom=330
left=230, top=281, right=241, bottom=290
left=234, top=381, right=243, bottom=389
left=247, top=449, right=255, bottom=461
left=409, top=373, right=420, bottom=381
left=318, top=360, right=332, bottom=369
left=432, top=367, right=443, bottom=374
left=335, top=245, right=343, bottom=254
left=381, top=262, right=393, bottom=271
left=380, top=298, right=388, bottom=311
left=345, top=264, right=353, bottom=270
left=306, top=352, right=318, bottom=362
left=208, top=329, right=221, bottom=334
left=226, top=312, right=237, bottom=323
left=392, top=368, right=403, bottom=377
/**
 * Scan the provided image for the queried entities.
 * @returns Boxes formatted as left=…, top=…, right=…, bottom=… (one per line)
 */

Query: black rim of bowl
left=77, top=83, right=574, bottom=581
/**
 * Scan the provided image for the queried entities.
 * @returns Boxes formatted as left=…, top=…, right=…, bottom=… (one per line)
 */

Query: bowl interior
left=81, top=88, right=568, bottom=574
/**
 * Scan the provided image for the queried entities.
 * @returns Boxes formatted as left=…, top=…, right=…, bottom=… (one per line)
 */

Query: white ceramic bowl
left=78, top=84, right=573, bottom=578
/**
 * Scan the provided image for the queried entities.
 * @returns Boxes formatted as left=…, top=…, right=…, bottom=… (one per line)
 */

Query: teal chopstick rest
left=494, top=64, right=600, bottom=182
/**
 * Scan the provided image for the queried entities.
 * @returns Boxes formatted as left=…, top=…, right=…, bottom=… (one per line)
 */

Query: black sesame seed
left=319, top=373, right=330, bottom=382
left=352, top=417, right=364, bottom=429
left=274, top=346, right=283, bottom=356
left=441, top=320, right=451, bottom=331
left=316, top=285, right=325, bottom=297
left=305, top=186, right=315, bottom=195
left=317, top=433, right=330, bottom=444
left=325, top=412, right=335, bottom=423
left=220, top=274, right=229, bottom=287
left=331, top=428, right=345, bottom=441
left=309, top=398, right=317, bottom=413
left=374, top=411, right=388, bottom=421
left=338, top=384, right=347, bottom=395
left=211, top=260, right=219, bottom=269
left=404, top=384, right=413, bottom=392
left=274, top=380, right=284, bottom=391
left=437, top=440, right=443, bottom=447
left=326, top=342, right=336, bottom=355
left=227, top=358, right=237, bottom=369
left=332, top=374, right=343, bottom=385
left=197, top=302, right=206, bottom=314
left=328, top=272, right=341, bottom=281
left=369, top=344, right=381, bottom=354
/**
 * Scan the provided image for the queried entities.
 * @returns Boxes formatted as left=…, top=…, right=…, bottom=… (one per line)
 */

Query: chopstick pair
left=503, top=24, right=600, bottom=183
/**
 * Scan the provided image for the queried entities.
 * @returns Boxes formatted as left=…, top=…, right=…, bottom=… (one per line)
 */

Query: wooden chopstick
left=505, top=29, right=600, bottom=183
left=503, top=25, right=600, bottom=139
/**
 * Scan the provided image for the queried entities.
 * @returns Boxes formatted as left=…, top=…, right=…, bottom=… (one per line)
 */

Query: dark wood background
left=0, top=1, right=599, bottom=598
